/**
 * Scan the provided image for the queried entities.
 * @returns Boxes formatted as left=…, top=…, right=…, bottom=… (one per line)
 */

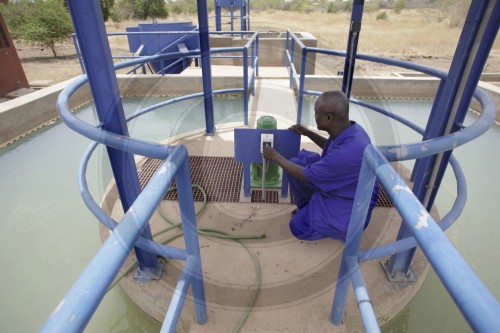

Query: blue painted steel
left=346, top=256, right=380, bottom=333
left=71, top=34, right=85, bottom=73
left=78, top=142, right=188, bottom=261
left=197, top=0, right=216, bottom=134
left=161, top=257, right=195, bottom=333
left=234, top=128, right=301, bottom=197
left=296, top=48, right=308, bottom=124
left=175, top=155, right=208, bottom=324
left=40, top=145, right=206, bottom=332
left=65, top=0, right=158, bottom=272
left=243, top=47, right=249, bottom=125
left=386, top=0, right=499, bottom=277
left=341, top=0, right=364, bottom=98
left=214, top=0, right=248, bottom=32
left=331, top=149, right=377, bottom=326
left=332, top=146, right=500, bottom=332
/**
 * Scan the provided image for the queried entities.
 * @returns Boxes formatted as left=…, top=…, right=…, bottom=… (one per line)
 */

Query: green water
left=0, top=96, right=243, bottom=333
left=1, top=96, right=498, bottom=332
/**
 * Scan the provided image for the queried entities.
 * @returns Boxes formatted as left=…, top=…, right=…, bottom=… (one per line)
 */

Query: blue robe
left=288, top=122, right=379, bottom=241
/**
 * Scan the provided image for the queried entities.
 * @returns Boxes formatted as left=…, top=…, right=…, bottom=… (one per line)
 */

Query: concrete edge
left=1, top=74, right=499, bottom=148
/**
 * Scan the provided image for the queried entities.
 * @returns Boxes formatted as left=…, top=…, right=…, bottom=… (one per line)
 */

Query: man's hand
left=288, top=124, right=312, bottom=137
left=262, top=145, right=306, bottom=181
left=263, top=145, right=279, bottom=161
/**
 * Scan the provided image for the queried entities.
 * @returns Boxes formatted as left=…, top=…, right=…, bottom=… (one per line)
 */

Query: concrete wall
left=0, top=78, right=90, bottom=147
left=210, top=32, right=317, bottom=74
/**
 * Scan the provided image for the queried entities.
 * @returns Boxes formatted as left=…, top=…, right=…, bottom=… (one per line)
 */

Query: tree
left=101, top=0, right=116, bottom=22
left=2, top=0, right=73, bottom=57
left=135, top=0, right=169, bottom=20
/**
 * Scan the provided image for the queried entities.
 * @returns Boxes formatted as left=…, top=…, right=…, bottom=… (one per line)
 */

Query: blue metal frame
left=39, top=145, right=207, bottom=333
left=66, top=0, right=158, bottom=275
left=214, top=0, right=250, bottom=32
left=331, top=142, right=500, bottom=332
left=72, top=30, right=259, bottom=127
left=341, top=0, right=364, bottom=98
left=234, top=128, right=301, bottom=197
left=197, top=0, right=216, bottom=134
left=386, top=0, right=500, bottom=278
left=285, top=5, right=500, bottom=327
left=43, top=0, right=500, bottom=331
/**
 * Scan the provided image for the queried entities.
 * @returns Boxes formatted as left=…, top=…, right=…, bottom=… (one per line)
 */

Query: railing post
left=342, top=0, right=364, bottom=98
left=66, top=0, right=159, bottom=276
left=215, top=0, right=222, bottom=31
left=331, top=146, right=377, bottom=325
left=296, top=47, right=307, bottom=124
left=175, top=151, right=207, bottom=324
left=386, top=0, right=500, bottom=278
left=243, top=46, right=249, bottom=125
left=197, top=0, right=216, bottom=134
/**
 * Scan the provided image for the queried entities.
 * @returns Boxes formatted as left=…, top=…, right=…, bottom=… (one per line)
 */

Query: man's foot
left=291, top=208, right=298, bottom=216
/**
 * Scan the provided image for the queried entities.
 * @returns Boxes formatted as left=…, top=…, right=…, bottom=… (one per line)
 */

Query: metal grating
left=138, top=156, right=392, bottom=207
left=251, top=189, right=279, bottom=204
left=376, top=186, right=393, bottom=207
left=138, top=156, right=243, bottom=202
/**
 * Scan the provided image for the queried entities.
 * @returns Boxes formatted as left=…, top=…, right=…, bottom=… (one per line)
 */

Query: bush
left=394, top=0, right=406, bottom=14
left=2, top=0, right=73, bottom=57
left=327, top=3, right=336, bottom=14
left=376, top=11, right=388, bottom=20
left=135, top=0, right=168, bottom=20
left=251, top=0, right=286, bottom=11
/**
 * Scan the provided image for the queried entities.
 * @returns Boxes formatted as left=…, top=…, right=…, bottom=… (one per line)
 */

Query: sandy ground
left=15, top=40, right=500, bottom=86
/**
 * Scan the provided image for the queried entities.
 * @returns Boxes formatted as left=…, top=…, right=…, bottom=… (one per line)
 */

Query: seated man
left=263, top=90, right=379, bottom=241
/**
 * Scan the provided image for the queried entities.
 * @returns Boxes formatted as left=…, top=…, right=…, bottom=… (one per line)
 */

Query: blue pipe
left=65, top=0, right=158, bottom=272
left=346, top=256, right=380, bottom=333
left=196, top=0, right=216, bottom=134
left=78, top=142, right=187, bottom=261
left=367, top=147, right=500, bottom=333
left=39, top=146, right=191, bottom=332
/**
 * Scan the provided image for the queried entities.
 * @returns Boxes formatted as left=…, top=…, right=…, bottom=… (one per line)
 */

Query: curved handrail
left=284, top=30, right=495, bottom=240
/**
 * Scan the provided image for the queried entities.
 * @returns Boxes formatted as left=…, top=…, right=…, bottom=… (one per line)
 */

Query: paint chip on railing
left=388, top=146, right=409, bottom=159
left=392, top=184, right=412, bottom=195
left=415, top=209, right=430, bottom=230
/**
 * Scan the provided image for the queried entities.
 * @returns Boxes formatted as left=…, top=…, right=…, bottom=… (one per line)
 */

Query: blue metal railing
left=73, top=30, right=258, bottom=126
left=285, top=29, right=500, bottom=331
left=39, top=144, right=207, bottom=333
left=40, top=24, right=262, bottom=332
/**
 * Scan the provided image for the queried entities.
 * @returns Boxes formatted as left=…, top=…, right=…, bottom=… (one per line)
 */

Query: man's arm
left=262, top=146, right=307, bottom=181
left=289, top=124, right=327, bottom=148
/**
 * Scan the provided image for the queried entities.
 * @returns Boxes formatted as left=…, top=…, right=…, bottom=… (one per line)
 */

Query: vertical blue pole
left=386, top=0, right=498, bottom=277
left=240, top=3, right=247, bottom=31
left=289, top=38, right=295, bottom=89
left=342, top=0, right=364, bottom=98
left=65, top=0, right=158, bottom=273
left=331, top=147, right=377, bottom=324
left=215, top=1, right=221, bottom=31
left=296, top=48, right=307, bottom=124
left=175, top=150, right=207, bottom=324
left=197, top=0, right=216, bottom=134
left=247, top=0, right=251, bottom=31
left=243, top=46, right=249, bottom=125
left=230, top=6, right=234, bottom=32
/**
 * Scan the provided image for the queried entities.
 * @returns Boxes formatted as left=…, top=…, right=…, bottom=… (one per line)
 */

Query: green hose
left=108, top=184, right=264, bottom=333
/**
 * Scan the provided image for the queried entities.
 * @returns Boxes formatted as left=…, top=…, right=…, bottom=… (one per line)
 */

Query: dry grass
left=105, top=8, right=499, bottom=58
left=251, top=9, right=465, bottom=57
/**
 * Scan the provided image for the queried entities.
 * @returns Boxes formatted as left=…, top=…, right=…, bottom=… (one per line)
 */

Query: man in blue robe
left=263, top=91, right=379, bottom=241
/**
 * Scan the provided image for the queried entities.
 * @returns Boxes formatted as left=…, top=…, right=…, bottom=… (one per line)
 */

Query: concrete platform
left=98, top=77, right=433, bottom=332
left=100, top=120, right=432, bottom=332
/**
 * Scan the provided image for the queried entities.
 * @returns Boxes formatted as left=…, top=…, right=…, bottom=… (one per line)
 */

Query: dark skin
left=263, top=100, right=351, bottom=182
